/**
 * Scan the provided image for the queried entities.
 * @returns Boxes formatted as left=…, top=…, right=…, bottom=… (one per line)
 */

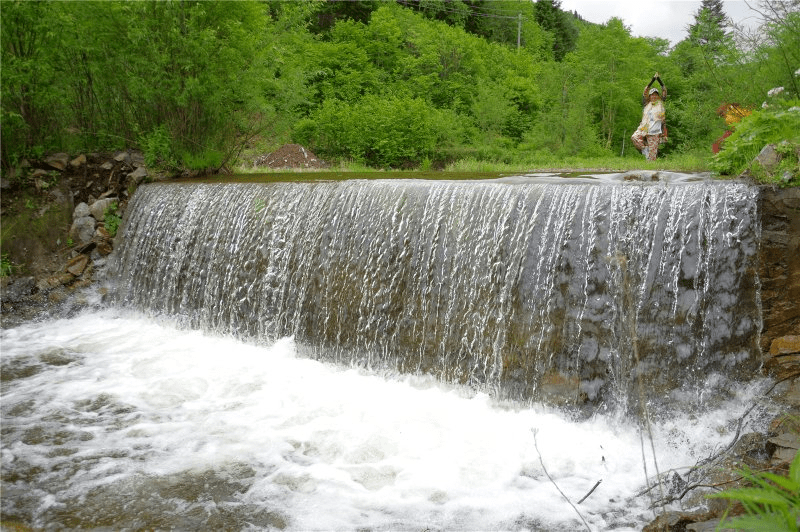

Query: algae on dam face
left=109, top=179, right=762, bottom=408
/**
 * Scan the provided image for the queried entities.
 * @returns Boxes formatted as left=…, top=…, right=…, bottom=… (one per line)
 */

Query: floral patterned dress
left=631, top=99, right=666, bottom=161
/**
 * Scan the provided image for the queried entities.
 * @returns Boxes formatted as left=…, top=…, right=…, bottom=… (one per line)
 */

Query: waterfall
left=110, top=179, right=761, bottom=406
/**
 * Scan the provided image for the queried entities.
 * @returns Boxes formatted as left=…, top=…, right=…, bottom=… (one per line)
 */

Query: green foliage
left=534, top=0, right=578, bottom=61
left=141, top=126, right=176, bottom=169
left=296, top=94, right=468, bottom=168
left=709, top=450, right=800, bottom=531
left=103, top=202, right=122, bottom=238
left=710, top=99, right=800, bottom=178
left=180, top=149, right=223, bottom=171
left=1, top=0, right=799, bottom=171
left=1, top=254, right=16, bottom=277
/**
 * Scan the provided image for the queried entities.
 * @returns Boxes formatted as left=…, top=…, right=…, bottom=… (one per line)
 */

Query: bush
left=141, top=125, right=177, bottom=169
left=295, top=94, right=470, bottom=168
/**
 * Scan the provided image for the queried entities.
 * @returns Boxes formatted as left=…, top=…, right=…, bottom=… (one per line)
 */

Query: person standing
left=631, top=73, right=667, bottom=161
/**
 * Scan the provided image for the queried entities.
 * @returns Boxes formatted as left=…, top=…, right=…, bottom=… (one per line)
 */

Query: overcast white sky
left=558, top=0, right=764, bottom=45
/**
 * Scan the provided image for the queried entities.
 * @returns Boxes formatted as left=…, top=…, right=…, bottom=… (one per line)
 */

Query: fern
left=709, top=449, right=800, bottom=532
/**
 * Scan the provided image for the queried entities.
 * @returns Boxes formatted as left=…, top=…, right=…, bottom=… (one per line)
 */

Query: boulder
left=44, top=152, right=69, bottom=171
left=770, top=335, right=800, bottom=355
left=128, top=166, right=149, bottom=185
left=114, top=151, right=132, bottom=165
left=755, top=144, right=781, bottom=171
left=130, top=150, right=146, bottom=168
left=94, top=241, right=113, bottom=256
left=65, top=254, right=89, bottom=277
left=89, top=197, right=118, bottom=220
left=69, top=216, right=96, bottom=245
left=69, top=154, right=87, bottom=168
left=73, top=202, right=91, bottom=219
left=36, top=272, right=74, bottom=292
left=1, top=276, right=36, bottom=302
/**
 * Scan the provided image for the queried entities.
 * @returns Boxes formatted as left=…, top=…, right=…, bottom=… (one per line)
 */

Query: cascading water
left=112, top=178, right=760, bottom=406
left=1, top=175, right=771, bottom=531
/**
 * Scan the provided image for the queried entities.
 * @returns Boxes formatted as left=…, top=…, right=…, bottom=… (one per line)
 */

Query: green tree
left=533, top=0, right=577, bottom=61
left=1, top=1, right=67, bottom=164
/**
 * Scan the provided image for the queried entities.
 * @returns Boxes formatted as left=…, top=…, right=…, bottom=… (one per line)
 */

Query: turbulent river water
left=1, top=173, right=775, bottom=530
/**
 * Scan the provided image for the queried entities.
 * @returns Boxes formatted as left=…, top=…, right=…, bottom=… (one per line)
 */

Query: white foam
left=1, top=311, right=770, bottom=530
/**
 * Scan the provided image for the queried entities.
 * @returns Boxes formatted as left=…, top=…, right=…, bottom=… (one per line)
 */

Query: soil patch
left=253, top=144, right=328, bottom=169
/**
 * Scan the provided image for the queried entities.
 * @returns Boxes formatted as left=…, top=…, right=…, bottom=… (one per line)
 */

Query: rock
left=686, top=519, right=737, bottom=532
left=767, top=431, right=800, bottom=463
left=74, top=241, right=96, bottom=255
left=128, top=166, right=149, bottom=185
left=94, top=241, right=113, bottom=256
left=130, top=150, right=145, bottom=168
left=48, top=187, right=69, bottom=205
left=642, top=511, right=706, bottom=532
left=1, top=276, right=36, bottom=302
left=44, top=152, right=69, bottom=171
left=768, top=432, right=800, bottom=450
left=88, top=197, right=118, bottom=220
left=65, top=254, right=89, bottom=277
left=771, top=446, right=798, bottom=462
left=114, top=151, right=132, bottom=165
left=69, top=216, right=96, bottom=245
left=765, top=335, right=800, bottom=380
left=73, top=202, right=91, bottom=219
left=69, top=154, right=87, bottom=168
left=100, top=161, right=114, bottom=171
left=755, top=144, right=781, bottom=171
left=94, top=226, right=111, bottom=240
left=0, top=177, right=10, bottom=189
left=770, top=336, right=800, bottom=355
left=36, top=272, right=74, bottom=292
left=30, top=168, right=49, bottom=179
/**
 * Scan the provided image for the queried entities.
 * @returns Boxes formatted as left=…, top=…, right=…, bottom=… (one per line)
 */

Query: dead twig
left=532, top=428, right=591, bottom=532
left=578, top=480, right=602, bottom=504
left=641, top=369, right=800, bottom=507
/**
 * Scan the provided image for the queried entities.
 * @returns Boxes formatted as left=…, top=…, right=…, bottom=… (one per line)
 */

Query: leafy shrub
left=295, top=94, right=470, bottom=168
left=709, top=449, right=800, bottom=531
left=141, top=125, right=176, bottom=169
left=103, top=202, right=122, bottom=237
left=710, top=99, right=800, bottom=178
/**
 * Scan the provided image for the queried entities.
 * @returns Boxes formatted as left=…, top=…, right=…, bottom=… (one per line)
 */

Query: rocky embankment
left=1, top=150, right=151, bottom=326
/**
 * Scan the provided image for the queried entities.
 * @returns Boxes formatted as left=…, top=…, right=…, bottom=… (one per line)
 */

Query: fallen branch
left=532, top=428, right=591, bottom=532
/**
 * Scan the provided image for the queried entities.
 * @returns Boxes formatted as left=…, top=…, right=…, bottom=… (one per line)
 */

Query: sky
left=558, top=0, right=765, bottom=45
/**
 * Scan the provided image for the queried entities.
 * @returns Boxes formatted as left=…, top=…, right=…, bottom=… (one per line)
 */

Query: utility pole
left=517, top=13, right=522, bottom=51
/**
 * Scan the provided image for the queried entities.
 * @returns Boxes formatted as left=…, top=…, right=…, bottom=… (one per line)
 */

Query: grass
left=233, top=152, right=713, bottom=178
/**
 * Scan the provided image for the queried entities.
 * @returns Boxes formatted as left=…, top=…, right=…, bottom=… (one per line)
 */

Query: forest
left=1, top=0, right=799, bottom=178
